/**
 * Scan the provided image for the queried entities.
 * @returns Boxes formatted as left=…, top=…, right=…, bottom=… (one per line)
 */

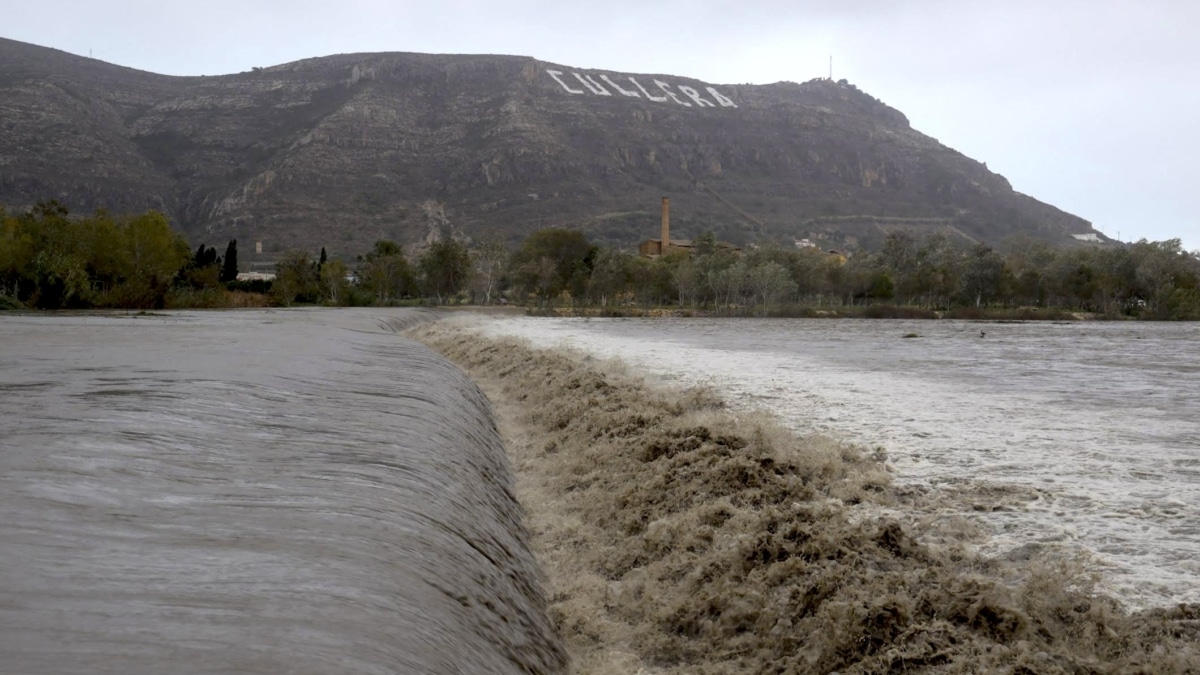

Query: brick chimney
left=660, top=196, right=670, bottom=254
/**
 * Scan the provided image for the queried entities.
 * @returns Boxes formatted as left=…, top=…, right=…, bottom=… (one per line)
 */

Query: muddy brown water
left=479, top=316, right=1200, bottom=609
left=0, top=309, right=565, bottom=674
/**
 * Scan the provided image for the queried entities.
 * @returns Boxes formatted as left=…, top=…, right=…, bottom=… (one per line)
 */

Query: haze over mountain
left=0, top=37, right=1099, bottom=257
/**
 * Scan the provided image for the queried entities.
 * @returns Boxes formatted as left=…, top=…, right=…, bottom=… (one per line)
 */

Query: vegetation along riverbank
left=410, top=319, right=1199, bottom=674
left=3, top=201, right=1198, bottom=319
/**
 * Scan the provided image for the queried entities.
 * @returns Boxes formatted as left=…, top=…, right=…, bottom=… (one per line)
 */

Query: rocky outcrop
left=0, top=38, right=1096, bottom=255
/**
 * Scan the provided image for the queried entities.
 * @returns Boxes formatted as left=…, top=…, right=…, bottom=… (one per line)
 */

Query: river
left=476, top=316, right=1200, bottom=610
left=0, top=309, right=566, bottom=674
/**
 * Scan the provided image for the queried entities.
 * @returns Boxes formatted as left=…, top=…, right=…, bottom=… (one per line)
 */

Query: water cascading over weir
left=0, top=309, right=567, bottom=674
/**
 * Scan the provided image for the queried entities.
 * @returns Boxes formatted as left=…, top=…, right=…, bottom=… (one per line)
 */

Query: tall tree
left=587, top=248, right=631, bottom=306
left=469, top=232, right=508, bottom=305
left=628, top=257, right=675, bottom=309
left=319, top=258, right=348, bottom=305
left=670, top=255, right=701, bottom=308
left=748, top=261, right=798, bottom=315
left=419, top=238, right=471, bottom=304
left=509, top=228, right=595, bottom=304
left=880, top=231, right=919, bottom=302
left=914, top=234, right=963, bottom=308
left=220, top=239, right=239, bottom=283
left=711, top=260, right=748, bottom=310
left=358, top=240, right=414, bottom=304
left=272, top=249, right=318, bottom=307
left=1132, top=239, right=1189, bottom=317
left=961, top=244, right=1007, bottom=307
left=118, top=211, right=190, bottom=308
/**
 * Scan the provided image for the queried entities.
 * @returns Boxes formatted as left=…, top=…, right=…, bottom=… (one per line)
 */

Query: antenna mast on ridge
left=829, top=55, right=833, bottom=80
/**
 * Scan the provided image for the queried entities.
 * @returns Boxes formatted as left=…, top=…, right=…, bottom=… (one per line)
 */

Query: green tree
left=693, top=230, right=718, bottom=257
left=880, top=231, right=919, bottom=302
left=79, top=210, right=128, bottom=299
left=628, top=256, right=675, bottom=309
left=868, top=271, right=895, bottom=301
left=21, top=201, right=89, bottom=308
left=519, top=256, right=560, bottom=305
left=358, top=240, right=414, bottom=304
left=1093, top=247, right=1137, bottom=316
left=509, top=229, right=595, bottom=305
left=1131, top=239, right=1191, bottom=317
left=1, top=202, right=196, bottom=309
left=671, top=255, right=702, bottom=308
left=319, top=258, right=349, bottom=306
left=961, top=244, right=1006, bottom=307
left=0, top=209, right=35, bottom=298
left=123, top=211, right=189, bottom=285
left=790, top=247, right=835, bottom=303
left=913, top=235, right=963, bottom=308
left=180, top=244, right=222, bottom=290
left=834, top=254, right=880, bottom=305
left=1005, top=239, right=1058, bottom=307
left=272, top=249, right=319, bottom=306
left=711, top=260, right=748, bottom=310
left=419, top=238, right=471, bottom=304
left=587, top=247, right=631, bottom=307
left=697, top=246, right=739, bottom=307
left=220, top=239, right=239, bottom=283
left=748, top=261, right=798, bottom=315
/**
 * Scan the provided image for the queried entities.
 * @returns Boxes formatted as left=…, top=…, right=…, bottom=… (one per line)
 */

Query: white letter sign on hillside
left=574, top=73, right=612, bottom=95
left=654, top=79, right=690, bottom=107
left=677, top=85, right=715, bottom=107
left=545, top=69, right=738, bottom=108
left=599, top=74, right=641, bottom=98
left=546, top=70, right=584, bottom=94
left=628, top=77, right=668, bottom=102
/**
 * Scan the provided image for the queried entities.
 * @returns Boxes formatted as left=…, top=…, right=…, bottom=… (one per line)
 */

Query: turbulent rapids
left=410, top=317, right=1200, bottom=675
left=0, top=309, right=566, bottom=674
left=4, top=308, right=1199, bottom=674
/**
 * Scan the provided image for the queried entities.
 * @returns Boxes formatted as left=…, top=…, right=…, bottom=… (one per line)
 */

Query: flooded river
left=0, top=309, right=565, bottom=674
left=478, top=316, right=1200, bottom=610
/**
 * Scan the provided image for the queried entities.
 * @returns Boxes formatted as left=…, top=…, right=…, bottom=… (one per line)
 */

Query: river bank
left=410, top=319, right=1199, bottom=674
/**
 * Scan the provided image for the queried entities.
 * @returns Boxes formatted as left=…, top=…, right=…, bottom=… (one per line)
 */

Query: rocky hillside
left=0, top=37, right=1099, bottom=256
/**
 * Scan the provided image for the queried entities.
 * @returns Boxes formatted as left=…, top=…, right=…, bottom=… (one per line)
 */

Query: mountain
left=0, top=37, right=1100, bottom=257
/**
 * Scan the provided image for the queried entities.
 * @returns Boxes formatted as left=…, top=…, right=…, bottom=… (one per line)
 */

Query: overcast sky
left=2, top=0, right=1197, bottom=250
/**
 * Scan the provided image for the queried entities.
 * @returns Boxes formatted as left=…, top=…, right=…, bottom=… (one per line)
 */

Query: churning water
left=478, top=317, right=1200, bottom=610
left=0, top=309, right=566, bottom=674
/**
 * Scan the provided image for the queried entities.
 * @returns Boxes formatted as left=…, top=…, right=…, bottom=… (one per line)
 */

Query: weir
left=0, top=309, right=566, bottom=674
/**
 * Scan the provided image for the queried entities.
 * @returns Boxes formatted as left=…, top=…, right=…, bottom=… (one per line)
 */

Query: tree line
left=0, top=202, right=485, bottom=310
left=283, top=225, right=1199, bottom=320
left=483, top=228, right=1200, bottom=320
left=0, top=202, right=240, bottom=309
left=4, top=201, right=1198, bottom=318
